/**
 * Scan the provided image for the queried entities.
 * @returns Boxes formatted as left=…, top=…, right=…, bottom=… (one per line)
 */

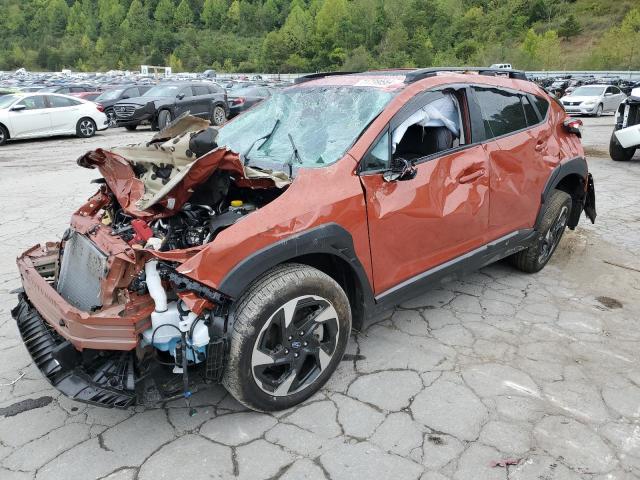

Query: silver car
left=561, top=85, right=627, bottom=116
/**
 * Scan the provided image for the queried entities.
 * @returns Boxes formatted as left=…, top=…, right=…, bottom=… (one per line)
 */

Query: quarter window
left=522, top=96, right=539, bottom=127
left=533, top=95, right=549, bottom=119
left=362, top=132, right=390, bottom=171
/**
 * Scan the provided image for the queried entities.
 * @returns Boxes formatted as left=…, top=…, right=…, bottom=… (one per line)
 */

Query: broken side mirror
left=383, top=157, right=417, bottom=182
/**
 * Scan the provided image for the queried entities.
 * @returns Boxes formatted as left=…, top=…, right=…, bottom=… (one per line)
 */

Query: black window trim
left=470, top=85, right=549, bottom=143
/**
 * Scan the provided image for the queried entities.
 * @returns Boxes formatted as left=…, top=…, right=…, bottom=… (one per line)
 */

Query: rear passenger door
left=472, top=87, right=556, bottom=239
left=46, top=95, right=83, bottom=133
left=192, top=85, right=213, bottom=118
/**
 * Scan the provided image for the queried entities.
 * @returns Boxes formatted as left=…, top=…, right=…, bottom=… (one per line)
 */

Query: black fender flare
left=217, top=223, right=374, bottom=305
left=535, top=156, right=588, bottom=230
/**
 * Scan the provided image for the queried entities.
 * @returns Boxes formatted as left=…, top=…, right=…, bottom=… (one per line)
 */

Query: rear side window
left=473, top=87, right=528, bottom=138
left=193, top=85, right=209, bottom=96
left=47, top=96, right=81, bottom=108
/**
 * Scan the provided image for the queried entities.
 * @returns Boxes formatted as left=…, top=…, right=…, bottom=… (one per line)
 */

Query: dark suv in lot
left=114, top=82, right=228, bottom=130
left=13, top=68, right=595, bottom=413
left=94, top=85, right=152, bottom=127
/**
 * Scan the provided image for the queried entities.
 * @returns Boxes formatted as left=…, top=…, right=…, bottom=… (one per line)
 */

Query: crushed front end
left=12, top=116, right=288, bottom=408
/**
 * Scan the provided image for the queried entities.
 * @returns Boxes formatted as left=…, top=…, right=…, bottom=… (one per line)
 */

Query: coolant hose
left=145, top=260, right=168, bottom=312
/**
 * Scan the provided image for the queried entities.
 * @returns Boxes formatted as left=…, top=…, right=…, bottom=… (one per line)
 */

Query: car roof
left=294, top=68, right=529, bottom=92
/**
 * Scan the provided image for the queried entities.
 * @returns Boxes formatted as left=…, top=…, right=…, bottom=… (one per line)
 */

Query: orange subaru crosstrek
left=12, top=68, right=596, bottom=411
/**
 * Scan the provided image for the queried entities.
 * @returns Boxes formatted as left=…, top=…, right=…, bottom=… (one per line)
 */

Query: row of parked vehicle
left=0, top=77, right=282, bottom=145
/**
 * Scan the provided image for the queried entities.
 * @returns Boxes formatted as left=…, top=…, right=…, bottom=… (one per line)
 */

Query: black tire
left=0, top=124, right=8, bottom=146
left=211, top=105, right=227, bottom=126
left=609, top=131, right=635, bottom=161
left=509, top=190, right=572, bottom=273
left=76, top=117, right=97, bottom=138
left=594, top=104, right=603, bottom=117
left=125, top=125, right=138, bottom=131
left=223, top=263, right=352, bottom=411
left=105, top=109, right=117, bottom=128
left=157, top=110, right=172, bottom=130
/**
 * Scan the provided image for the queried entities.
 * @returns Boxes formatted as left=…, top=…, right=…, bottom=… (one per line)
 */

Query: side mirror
left=176, top=93, right=185, bottom=100
left=383, top=157, right=417, bottom=182
left=10, top=105, right=26, bottom=112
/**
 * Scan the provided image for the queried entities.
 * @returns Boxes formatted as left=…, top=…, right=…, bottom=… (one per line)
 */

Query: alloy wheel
left=213, top=106, right=226, bottom=125
left=106, top=111, right=116, bottom=127
left=80, top=119, right=95, bottom=137
left=251, top=295, right=341, bottom=397
left=537, top=205, right=569, bottom=264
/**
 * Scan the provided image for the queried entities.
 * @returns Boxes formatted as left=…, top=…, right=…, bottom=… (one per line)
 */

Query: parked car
left=609, top=86, right=640, bottom=161
left=489, top=63, right=512, bottom=69
left=12, top=68, right=595, bottom=412
left=39, top=84, right=97, bottom=95
left=547, top=80, right=570, bottom=98
left=70, top=91, right=102, bottom=101
left=113, top=82, right=228, bottom=130
left=561, top=85, right=626, bottom=117
left=228, top=85, right=273, bottom=117
left=0, top=92, right=108, bottom=145
left=94, top=85, right=152, bottom=126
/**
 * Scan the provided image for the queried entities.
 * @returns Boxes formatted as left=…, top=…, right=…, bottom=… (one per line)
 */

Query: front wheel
left=76, top=118, right=96, bottom=138
left=0, top=124, right=8, bottom=145
left=609, top=131, right=635, bottom=161
left=223, top=264, right=351, bottom=411
left=594, top=104, right=603, bottom=117
left=509, top=190, right=572, bottom=273
left=211, top=105, right=226, bottom=126
left=157, top=110, right=172, bottom=130
left=105, top=109, right=117, bottom=127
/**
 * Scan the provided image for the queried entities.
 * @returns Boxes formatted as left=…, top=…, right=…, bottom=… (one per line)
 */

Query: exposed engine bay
left=13, top=115, right=291, bottom=408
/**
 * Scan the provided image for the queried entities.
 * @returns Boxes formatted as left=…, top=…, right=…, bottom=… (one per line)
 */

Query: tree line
left=0, top=0, right=639, bottom=73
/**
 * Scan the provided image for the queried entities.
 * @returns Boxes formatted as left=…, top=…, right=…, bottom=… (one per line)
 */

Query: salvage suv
left=12, top=68, right=596, bottom=412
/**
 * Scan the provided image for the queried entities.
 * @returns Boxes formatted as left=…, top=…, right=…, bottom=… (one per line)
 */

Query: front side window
left=473, top=87, right=528, bottom=138
left=391, top=92, right=463, bottom=161
left=362, top=132, right=390, bottom=171
left=16, top=95, right=47, bottom=110
left=216, top=86, right=395, bottom=169
left=179, top=87, right=193, bottom=98
left=143, top=85, right=182, bottom=97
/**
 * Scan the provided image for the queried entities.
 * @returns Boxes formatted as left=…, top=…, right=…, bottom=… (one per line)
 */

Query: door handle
left=535, top=141, right=546, bottom=152
left=458, top=168, right=485, bottom=184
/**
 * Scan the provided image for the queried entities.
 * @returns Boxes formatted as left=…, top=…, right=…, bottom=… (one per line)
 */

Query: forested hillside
left=1, top=0, right=639, bottom=73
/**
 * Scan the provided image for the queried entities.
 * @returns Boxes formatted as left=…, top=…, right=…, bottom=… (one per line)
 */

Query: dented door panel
left=360, top=145, right=490, bottom=295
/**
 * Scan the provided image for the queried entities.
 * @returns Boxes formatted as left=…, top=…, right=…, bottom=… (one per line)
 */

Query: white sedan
left=0, top=92, right=108, bottom=145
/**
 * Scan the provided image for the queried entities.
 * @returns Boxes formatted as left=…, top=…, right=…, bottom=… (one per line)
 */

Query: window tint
left=474, top=88, right=528, bottom=138
left=16, top=95, right=47, bottom=110
left=47, top=96, right=80, bottom=108
left=193, top=85, right=209, bottom=96
left=362, top=132, right=390, bottom=171
left=533, top=95, right=549, bottom=119
left=522, top=96, right=539, bottom=127
left=179, top=87, right=193, bottom=98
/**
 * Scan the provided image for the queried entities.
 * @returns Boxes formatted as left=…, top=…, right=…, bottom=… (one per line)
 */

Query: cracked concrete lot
left=1, top=117, right=640, bottom=480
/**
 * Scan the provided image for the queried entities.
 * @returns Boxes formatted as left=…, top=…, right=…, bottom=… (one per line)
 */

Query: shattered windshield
left=216, top=86, right=395, bottom=168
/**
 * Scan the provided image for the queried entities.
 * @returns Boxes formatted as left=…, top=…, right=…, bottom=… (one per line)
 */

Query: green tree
left=202, top=0, right=228, bottom=28
left=559, top=15, right=582, bottom=40
left=155, top=0, right=175, bottom=24
left=174, top=0, right=195, bottom=29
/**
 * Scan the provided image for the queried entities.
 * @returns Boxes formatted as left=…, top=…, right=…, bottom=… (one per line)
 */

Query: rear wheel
left=76, top=118, right=96, bottom=138
left=211, top=105, right=226, bottom=126
left=510, top=190, right=572, bottom=273
left=223, top=264, right=351, bottom=411
left=157, top=110, right=172, bottom=130
left=0, top=124, right=8, bottom=145
left=609, top=131, right=635, bottom=161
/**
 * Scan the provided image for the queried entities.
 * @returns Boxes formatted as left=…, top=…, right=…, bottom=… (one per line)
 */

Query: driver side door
left=358, top=87, right=490, bottom=296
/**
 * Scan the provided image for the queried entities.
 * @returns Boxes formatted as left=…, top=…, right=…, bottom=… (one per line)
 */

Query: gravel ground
left=0, top=117, right=639, bottom=480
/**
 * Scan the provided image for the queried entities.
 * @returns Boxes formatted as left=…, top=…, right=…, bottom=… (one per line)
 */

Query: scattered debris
left=490, top=458, right=520, bottom=468
left=0, top=371, right=25, bottom=386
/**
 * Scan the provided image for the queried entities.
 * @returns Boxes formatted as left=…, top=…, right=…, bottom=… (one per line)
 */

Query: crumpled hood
left=77, top=115, right=291, bottom=220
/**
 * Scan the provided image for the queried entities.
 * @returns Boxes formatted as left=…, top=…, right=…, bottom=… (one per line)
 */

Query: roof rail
left=404, top=67, right=528, bottom=83
left=294, top=71, right=361, bottom=84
